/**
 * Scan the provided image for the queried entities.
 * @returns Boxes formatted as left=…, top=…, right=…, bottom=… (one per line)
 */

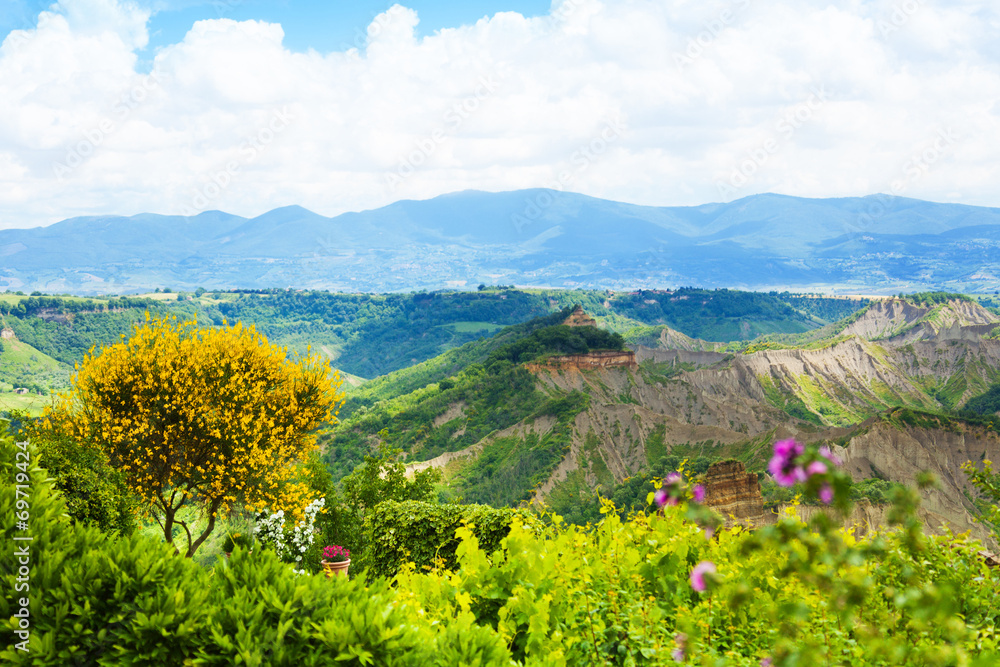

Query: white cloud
left=0, top=0, right=998, bottom=228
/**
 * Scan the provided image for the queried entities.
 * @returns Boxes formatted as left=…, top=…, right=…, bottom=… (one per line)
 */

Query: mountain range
left=3, top=190, right=1000, bottom=295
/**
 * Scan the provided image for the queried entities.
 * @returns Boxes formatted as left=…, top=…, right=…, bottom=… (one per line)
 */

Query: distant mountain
left=3, top=190, right=1000, bottom=294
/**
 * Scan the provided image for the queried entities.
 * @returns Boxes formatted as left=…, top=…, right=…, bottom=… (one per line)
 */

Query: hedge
left=363, top=500, right=530, bottom=579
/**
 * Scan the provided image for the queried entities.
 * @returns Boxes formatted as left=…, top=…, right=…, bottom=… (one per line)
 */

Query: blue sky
left=141, top=1, right=551, bottom=53
left=0, top=0, right=998, bottom=228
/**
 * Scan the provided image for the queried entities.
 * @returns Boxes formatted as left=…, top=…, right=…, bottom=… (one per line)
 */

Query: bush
left=0, top=434, right=512, bottom=665
left=363, top=500, right=529, bottom=579
left=7, top=415, right=137, bottom=535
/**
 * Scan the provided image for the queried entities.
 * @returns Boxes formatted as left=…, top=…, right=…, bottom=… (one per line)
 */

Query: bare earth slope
left=406, top=298, right=1000, bottom=544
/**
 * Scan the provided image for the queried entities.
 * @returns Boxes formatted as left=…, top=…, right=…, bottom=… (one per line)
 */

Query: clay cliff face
left=563, top=305, right=598, bottom=328
left=703, top=460, right=766, bottom=528
left=525, top=350, right=637, bottom=372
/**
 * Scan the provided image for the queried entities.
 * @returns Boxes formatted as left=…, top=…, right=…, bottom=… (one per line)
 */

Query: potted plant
left=222, top=531, right=253, bottom=558
left=321, top=545, right=351, bottom=578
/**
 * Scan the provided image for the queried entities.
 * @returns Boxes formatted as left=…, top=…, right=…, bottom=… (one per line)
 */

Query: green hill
left=0, top=335, right=69, bottom=415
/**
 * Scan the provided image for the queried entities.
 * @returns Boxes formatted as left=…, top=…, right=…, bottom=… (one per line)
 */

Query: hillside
left=5, top=191, right=1000, bottom=294
left=333, top=297, right=1000, bottom=544
left=0, top=332, right=69, bottom=415
left=0, top=288, right=857, bottom=386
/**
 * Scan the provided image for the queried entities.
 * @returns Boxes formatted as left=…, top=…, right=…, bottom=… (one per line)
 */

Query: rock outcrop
left=703, top=460, right=766, bottom=528
left=563, top=305, right=598, bottom=328
left=525, top=350, right=637, bottom=372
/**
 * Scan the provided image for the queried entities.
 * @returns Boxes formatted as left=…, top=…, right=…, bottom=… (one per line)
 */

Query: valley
left=4, top=286, right=1000, bottom=549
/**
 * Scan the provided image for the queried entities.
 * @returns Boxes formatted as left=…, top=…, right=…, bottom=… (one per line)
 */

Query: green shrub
left=6, top=413, right=138, bottom=535
left=363, top=500, right=529, bottom=579
left=0, top=434, right=513, bottom=666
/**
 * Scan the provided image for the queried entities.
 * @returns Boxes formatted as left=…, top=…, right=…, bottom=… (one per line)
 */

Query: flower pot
left=322, top=559, right=350, bottom=578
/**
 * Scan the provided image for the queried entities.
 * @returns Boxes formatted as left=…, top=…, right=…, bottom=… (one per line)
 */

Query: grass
left=0, top=391, right=52, bottom=416
left=0, top=338, right=71, bottom=394
left=438, top=321, right=506, bottom=334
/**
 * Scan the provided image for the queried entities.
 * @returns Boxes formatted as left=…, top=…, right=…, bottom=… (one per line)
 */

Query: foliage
left=548, top=454, right=717, bottom=525
left=43, top=315, right=343, bottom=557
left=2, top=300, right=164, bottom=366
left=609, top=288, right=827, bottom=341
left=324, top=323, right=601, bottom=485
left=962, top=381, right=1000, bottom=416
left=214, top=289, right=554, bottom=378
left=221, top=530, right=253, bottom=553
left=962, top=458, right=1000, bottom=541
left=6, top=411, right=137, bottom=534
left=484, top=324, right=625, bottom=365
left=315, top=444, right=440, bottom=571
left=902, top=291, right=973, bottom=307
left=363, top=499, right=529, bottom=580
left=5, top=434, right=1000, bottom=665
left=0, top=435, right=510, bottom=665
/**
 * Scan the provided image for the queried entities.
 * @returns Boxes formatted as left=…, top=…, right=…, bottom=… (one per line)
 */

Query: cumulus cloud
left=0, top=0, right=998, bottom=228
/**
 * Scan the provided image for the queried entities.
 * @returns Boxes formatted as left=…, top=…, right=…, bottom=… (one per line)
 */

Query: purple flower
left=760, top=659, right=772, bottom=667
left=690, top=560, right=716, bottom=592
left=819, top=484, right=834, bottom=505
left=806, top=460, right=827, bottom=476
left=769, top=439, right=805, bottom=487
left=672, top=633, right=687, bottom=662
left=692, top=484, right=706, bottom=503
left=666, top=472, right=682, bottom=485
left=654, top=488, right=669, bottom=507
left=819, top=445, right=842, bottom=466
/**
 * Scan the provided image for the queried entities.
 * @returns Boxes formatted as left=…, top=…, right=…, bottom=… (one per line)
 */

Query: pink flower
left=690, top=560, right=716, bottom=592
left=672, top=633, right=687, bottom=662
left=806, top=460, right=827, bottom=476
left=704, top=526, right=715, bottom=540
left=654, top=488, right=669, bottom=507
left=769, top=439, right=805, bottom=487
left=666, top=472, right=682, bottom=485
left=760, top=659, right=772, bottom=667
left=819, top=445, right=842, bottom=466
left=692, top=484, right=706, bottom=503
left=819, top=484, right=834, bottom=505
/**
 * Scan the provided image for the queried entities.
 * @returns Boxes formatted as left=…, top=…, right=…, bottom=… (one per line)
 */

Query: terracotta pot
left=321, top=559, right=350, bottom=578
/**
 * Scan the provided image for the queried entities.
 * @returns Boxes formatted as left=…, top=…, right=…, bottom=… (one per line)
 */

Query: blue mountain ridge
left=2, top=190, right=999, bottom=294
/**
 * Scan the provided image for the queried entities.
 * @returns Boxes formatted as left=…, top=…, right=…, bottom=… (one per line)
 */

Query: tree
left=44, top=315, right=343, bottom=557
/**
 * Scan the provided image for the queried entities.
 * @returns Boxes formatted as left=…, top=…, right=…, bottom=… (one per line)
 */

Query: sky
left=0, top=0, right=998, bottom=229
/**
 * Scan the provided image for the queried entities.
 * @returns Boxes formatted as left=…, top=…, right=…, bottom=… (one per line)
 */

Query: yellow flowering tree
left=44, top=315, right=343, bottom=557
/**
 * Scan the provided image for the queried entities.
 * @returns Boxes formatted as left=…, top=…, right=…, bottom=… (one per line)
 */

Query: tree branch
left=187, top=497, right=224, bottom=558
